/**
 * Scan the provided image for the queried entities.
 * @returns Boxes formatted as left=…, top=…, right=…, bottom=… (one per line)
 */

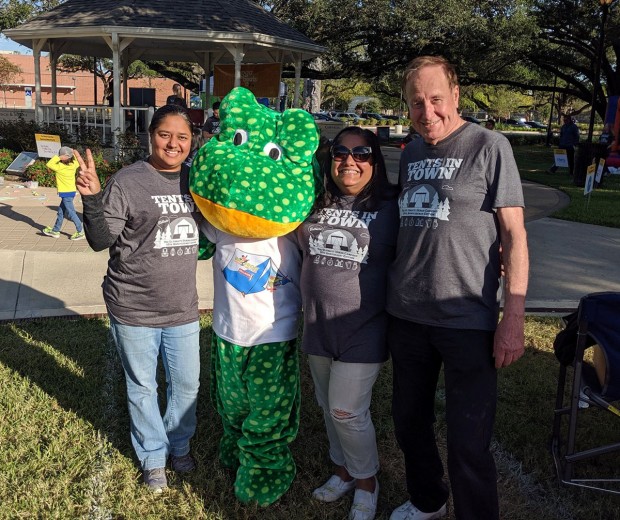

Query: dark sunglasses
left=331, top=145, right=373, bottom=163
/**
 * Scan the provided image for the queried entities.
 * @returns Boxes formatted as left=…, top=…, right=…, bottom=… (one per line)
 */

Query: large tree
left=0, top=0, right=64, bottom=32
left=262, top=0, right=618, bottom=120
left=0, top=55, right=22, bottom=105
left=57, top=55, right=159, bottom=104
left=4, top=0, right=619, bottom=120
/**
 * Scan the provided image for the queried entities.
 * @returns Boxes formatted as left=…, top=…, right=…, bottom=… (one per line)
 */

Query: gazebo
left=4, top=0, right=325, bottom=143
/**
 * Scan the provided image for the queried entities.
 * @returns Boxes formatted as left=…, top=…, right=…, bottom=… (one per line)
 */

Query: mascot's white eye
left=233, top=129, right=248, bottom=146
left=263, top=142, right=283, bottom=160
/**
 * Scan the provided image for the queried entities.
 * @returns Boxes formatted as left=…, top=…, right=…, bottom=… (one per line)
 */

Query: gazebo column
left=293, top=53, right=302, bottom=108
left=111, top=33, right=121, bottom=146
left=205, top=53, right=211, bottom=113
left=197, top=51, right=211, bottom=114
left=224, top=44, right=245, bottom=87
left=32, top=38, right=47, bottom=122
left=122, top=56, right=129, bottom=106
left=50, top=44, right=57, bottom=106
left=104, top=33, right=134, bottom=149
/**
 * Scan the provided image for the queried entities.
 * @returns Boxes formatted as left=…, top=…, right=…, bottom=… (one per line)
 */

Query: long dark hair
left=148, top=104, right=193, bottom=136
left=316, top=126, right=396, bottom=212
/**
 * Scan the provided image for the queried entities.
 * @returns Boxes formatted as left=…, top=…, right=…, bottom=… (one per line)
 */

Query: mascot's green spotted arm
left=190, top=87, right=321, bottom=507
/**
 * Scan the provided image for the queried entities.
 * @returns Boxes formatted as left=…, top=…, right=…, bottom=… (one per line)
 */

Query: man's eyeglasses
left=331, top=145, right=373, bottom=163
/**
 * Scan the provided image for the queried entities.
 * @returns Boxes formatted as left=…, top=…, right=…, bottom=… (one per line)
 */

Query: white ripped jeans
left=307, top=355, right=383, bottom=479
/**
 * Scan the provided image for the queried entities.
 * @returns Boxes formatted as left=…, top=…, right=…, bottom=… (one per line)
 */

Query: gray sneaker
left=170, top=453, right=196, bottom=473
left=143, top=467, right=167, bottom=493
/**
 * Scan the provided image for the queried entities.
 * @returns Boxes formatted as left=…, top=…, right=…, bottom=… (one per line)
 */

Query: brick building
left=0, top=51, right=181, bottom=109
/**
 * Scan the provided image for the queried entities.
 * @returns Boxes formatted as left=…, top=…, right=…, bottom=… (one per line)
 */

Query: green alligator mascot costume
left=190, top=87, right=320, bottom=506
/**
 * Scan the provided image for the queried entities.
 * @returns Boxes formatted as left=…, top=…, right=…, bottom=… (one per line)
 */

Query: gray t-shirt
left=100, top=161, right=201, bottom=327
left=297, top=195, right=399, bottom=362
left=386, top=123, right=524, bottom=330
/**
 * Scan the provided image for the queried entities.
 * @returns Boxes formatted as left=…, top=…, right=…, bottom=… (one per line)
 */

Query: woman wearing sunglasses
left=296, top=126, right=399, bottom=520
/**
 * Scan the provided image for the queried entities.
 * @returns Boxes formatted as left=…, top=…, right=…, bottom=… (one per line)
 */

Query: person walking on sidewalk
left=43, top=146, right=85, bottom=240
left=549, top=115, right=580, bottom=177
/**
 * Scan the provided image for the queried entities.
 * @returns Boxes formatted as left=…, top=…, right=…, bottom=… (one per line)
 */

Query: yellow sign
left=213, top=64, right=281, bottom=98
left=584, top=164, right=596, bottom=195
left=34, top=133, right=62, bottom=158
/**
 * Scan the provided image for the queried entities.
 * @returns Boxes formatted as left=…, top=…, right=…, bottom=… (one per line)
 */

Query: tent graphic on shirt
left=223, top=248, right=291, bottom=295
left=399, top=184, right=450, bottom=221
left=154, top=217, right=198, bottom=249
left=308, top=229, right=368, bottom=263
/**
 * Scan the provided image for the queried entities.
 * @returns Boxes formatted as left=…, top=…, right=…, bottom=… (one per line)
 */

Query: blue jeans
left=53, top=195, right=82, bottom=233
left=109, top=316, right=201, bottom=471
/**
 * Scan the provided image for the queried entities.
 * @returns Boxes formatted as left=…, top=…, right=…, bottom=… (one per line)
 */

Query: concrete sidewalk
left=1, top=156, right=620, bottom=319
left=0, top=182, right=213, bottom=320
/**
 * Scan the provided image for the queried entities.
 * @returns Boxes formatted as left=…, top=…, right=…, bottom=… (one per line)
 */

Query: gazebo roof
left=4, top=0, right=325, bottom=63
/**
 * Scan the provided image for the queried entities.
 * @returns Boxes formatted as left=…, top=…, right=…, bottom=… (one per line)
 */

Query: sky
left=0, top=36, right=32, bottom=54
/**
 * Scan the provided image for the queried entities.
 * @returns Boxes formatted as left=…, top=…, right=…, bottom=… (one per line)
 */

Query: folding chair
left=551, top=292, right=620, bottom=494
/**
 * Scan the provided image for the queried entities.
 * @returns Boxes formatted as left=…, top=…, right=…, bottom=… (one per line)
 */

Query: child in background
left=43, top=146, right=85, bottom=240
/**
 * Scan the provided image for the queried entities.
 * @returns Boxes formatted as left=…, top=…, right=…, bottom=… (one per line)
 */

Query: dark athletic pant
left=388, top=315, right=499, bottom=520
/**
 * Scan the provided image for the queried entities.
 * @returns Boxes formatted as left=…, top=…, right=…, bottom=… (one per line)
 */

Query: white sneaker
left=390, top=500, right=447, bottom=520
left=312, top=474, right=356, bottom=502
left=349, top=479, right=379, bottom=520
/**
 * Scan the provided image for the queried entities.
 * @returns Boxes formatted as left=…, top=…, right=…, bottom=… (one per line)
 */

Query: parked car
left=505, top=118, right=529, bottom=129
left=524, top=121, right=547, bottom=130
left=462, top=116, right=481, bottom=124
left=312, top=112, right=340, bottom=122
left=332, top=112, right=360, bottom=123
left=360, top=112, right=383, bottom=120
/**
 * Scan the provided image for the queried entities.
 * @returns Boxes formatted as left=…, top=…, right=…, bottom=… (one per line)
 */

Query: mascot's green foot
left=234, top=464, right=296, bottom=507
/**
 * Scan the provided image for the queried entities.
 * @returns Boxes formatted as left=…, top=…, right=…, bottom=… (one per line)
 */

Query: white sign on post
left=584, top=164, right=596, bottom=196
left=34, top=134, right=62, bottom=158
left=554, top=149, right=569, bottom=168
left=24, top=87, right=32, bottom=109
left=595, top=158, right=605, bottom=184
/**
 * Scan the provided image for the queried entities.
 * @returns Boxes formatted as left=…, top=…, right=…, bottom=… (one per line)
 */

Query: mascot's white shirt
left=201, top=221, right=302, bottom=347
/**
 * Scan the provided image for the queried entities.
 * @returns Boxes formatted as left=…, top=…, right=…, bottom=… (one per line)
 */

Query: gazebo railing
left=40, top=105, right=153, bottom=145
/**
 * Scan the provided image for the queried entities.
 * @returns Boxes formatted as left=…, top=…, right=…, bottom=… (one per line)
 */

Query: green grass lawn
left=1, top=316, right=619, bottom=519
left=1, top=142, right=618, bottom=518
left=513, top=145, right=620, bottom=228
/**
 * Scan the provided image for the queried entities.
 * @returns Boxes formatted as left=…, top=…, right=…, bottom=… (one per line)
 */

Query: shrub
left=0, top=117, right=40, bottom=152
left=117, top=131, right=146, bottom=165
left=26, top=160, right=55, bottom=187
left=0, top=148, right=17, bottom=174
left=91, top=151, right=122, bottom=188
left=503, top=133, right=547, bottom=146
left=74, top=122, right=107, bottom=153
left=0, top=117, right=72, bottom=153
